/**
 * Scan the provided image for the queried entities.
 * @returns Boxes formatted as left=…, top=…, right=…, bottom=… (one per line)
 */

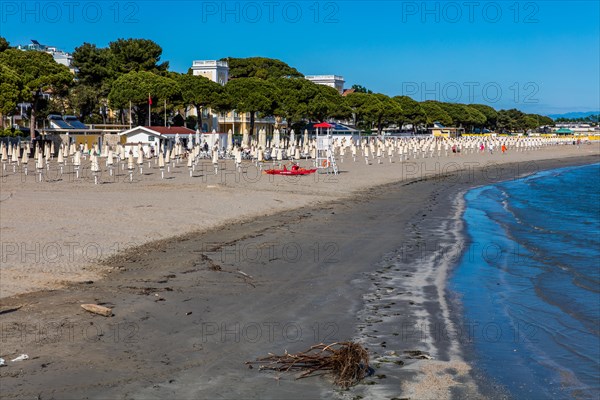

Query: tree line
left=0, top=37, right=554, bottom=139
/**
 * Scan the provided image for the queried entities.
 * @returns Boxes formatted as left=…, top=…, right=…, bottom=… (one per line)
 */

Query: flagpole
left=129, top=101, right=132, bottom=129
left=164, top=98, right=167, bottom=127
left=148, top=93, right=151, bottom=126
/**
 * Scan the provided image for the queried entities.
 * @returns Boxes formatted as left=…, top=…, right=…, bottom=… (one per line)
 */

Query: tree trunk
left=30, top=101, right=37, bottom=141
left=196, top=105, right=202, bottom=131
left=0, top=112, right=4, bottom=130
left=249, top=112, right=255, bottom=138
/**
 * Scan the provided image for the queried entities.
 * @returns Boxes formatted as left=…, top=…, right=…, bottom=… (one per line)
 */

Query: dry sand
left=0, top=143, right=598, bottom=399
left=2, top=143, right=597, bottom=299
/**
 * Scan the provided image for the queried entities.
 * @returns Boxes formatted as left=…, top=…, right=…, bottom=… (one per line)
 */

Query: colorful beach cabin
left=554, top=128, right=574, bottom=135
left=429, top=122, right=464, bottom=138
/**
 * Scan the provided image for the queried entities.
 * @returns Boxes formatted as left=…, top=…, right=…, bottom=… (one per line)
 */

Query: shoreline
left=446, top=160, right=600, bottom=399
left=0, top=152, right=599, bottom=399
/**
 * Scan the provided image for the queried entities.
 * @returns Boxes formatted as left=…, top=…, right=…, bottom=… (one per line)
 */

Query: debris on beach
left=403, top=350, right=432, bottom=360
left=0, top=358, right=5, bottom=367
left=81, top=304, right=112, bottom=317
left=11, top=354, right=29, bottom=362
left=246, top=342, right=371, bottom=388
left=0, top=305, right=23, bottom=315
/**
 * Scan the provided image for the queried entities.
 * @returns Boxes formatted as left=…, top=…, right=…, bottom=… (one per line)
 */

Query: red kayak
left=264, top=167, right=317, bottom=175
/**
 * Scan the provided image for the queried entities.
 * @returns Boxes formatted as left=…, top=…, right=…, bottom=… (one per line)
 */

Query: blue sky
left=2, top=1, right=599, bottom=114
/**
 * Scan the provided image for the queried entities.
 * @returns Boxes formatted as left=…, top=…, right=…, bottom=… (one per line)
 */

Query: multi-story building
left=17, top=40, right=77, bottom=74
left=188, top=59, right=284, bottom=135
left=191, top=60, right=229, bottom=86
left=305, top=75, right=345, bottom=94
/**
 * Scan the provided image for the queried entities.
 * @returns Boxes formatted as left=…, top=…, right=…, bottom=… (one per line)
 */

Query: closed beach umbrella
left=303, top=129, right=309, bottom=146
left=91, top=153, right=99, bottom=172
left=212, top=146, right=219, bottom=164
left=107, top=150, right=114, bottom=166
left=242, top=129, right=249, bottom=148
left=158, top=151, right=165, bottom=168
left=57, top=149, right=64, bottom=164
left=1, top=144, right=7, bottom=161
left=36, top=151, right=44, bottom=169
left=290, top=129, right=295, bottom=145
left=73, top=151, right=81, bottom=167
left=21, top=148, right=29, bottom=165
left=128, top=152, right=134, bottom=169
left=227, top=129, right=233, bottom=151
left=11, top=146, right=18, bottom=163
left=137, top=149, right=144, bottom=165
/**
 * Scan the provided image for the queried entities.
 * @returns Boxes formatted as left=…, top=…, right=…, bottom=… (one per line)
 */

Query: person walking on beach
left=501, top=144, right=507, bottom=154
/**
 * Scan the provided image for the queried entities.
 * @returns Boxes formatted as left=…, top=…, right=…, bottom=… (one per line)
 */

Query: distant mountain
left=547, top=111, right=600, bottom=120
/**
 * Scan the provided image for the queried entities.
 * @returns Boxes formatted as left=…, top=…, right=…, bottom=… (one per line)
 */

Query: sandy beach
left=0, top=143, right=599, bottom=399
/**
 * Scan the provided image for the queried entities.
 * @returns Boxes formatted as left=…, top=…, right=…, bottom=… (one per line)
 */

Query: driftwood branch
left=246, top=341, right=370, bottom=388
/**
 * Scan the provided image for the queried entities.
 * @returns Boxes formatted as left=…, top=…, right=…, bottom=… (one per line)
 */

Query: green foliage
left=555, top=115, right=597, bottom=123
left=108, top=38, right=169, bottom=76
left=224, top=57, right=303, bottom=80
left=178, top=73, right=223, bottom=109
left=225, top=77, right=278, bottom=135
left=345, top=93, right=402, bottom=133
left=392, top=96, right=427, bottom=128
left=469, top=104, right=498, bottom=127
left=420, top=101, right=452, bottom=126
left=225, top=77, right=278, bottom=115
left=108, top=71, right=180, bottom=110
left=0, top=48, right=72, bottom=135
left=0, top=49, right=72, bottom=99
left=307, top=84, right=351, bottom=122
left=0, top=64, right=23, bottom=116
left=0, top=37, right=9, bottom=52
left=273, top=77, right=320, bottom=126
left=351, top=84, right=372, bottom=94
left=1, top=128, right=19, bottom=137
left=67, top=84, right=102, bottom=121
left=72, top=43, right=111, bottom=90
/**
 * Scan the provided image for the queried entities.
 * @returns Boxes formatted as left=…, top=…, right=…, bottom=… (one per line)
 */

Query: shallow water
left=450, top=163, right=600, bottom=399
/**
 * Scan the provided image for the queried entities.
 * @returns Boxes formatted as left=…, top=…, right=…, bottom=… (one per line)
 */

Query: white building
left=191, top=60, right=229, bottom=85
left=305, top=75, right=345, bottom=94
left=118, top=126, right=174, bottom=157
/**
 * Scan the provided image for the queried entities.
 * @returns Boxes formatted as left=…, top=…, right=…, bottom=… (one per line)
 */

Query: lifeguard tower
left=314, top=122, right=338, bottom=174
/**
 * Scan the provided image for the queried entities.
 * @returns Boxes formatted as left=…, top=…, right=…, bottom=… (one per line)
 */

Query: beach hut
left=118, top=126, right=173, bottom=157
left=555, top=128, right=574, bottom=135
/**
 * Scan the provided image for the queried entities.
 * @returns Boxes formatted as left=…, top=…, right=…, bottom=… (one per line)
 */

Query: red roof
left=144, top=126, right=196, bottom=135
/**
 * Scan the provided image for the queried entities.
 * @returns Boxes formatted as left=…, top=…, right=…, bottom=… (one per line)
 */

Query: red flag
left=148, top=94, right=152, bottom=105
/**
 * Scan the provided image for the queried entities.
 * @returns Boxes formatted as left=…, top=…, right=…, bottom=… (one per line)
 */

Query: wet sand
left=0, top=150, right=599, bottom=399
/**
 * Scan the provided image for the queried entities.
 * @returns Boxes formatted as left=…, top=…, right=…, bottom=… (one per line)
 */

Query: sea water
left=450, top=163, right=600, bottom=399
